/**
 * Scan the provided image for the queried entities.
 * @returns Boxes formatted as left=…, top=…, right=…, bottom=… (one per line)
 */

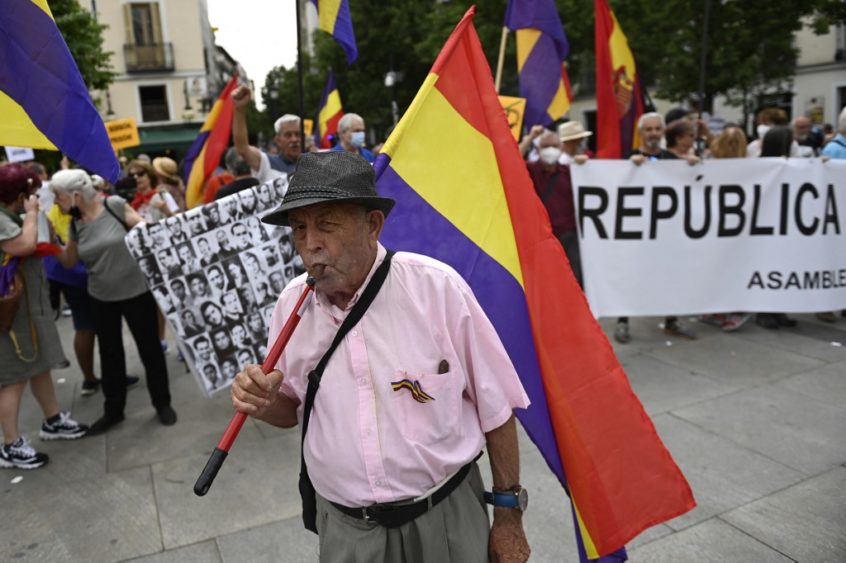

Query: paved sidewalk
left=2, top=313, right=845, bottom=562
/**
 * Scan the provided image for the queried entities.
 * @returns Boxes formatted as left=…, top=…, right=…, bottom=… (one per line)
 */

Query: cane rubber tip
left=306, top=276, right=316, bottom=287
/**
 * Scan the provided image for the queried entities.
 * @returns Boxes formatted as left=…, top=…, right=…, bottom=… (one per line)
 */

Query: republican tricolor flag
left=183, top=76, right=239, bottom=208
left=310, top=0, right=358, bottom=65
left=0, top=0, right=119, bottom=181
left=375, top=7, right=694, bottom=562
left=504, top=0, right=574, bottom=128
left=594, top=0, right=645, bottom=158
left=316, top=70, right=343, bottom=149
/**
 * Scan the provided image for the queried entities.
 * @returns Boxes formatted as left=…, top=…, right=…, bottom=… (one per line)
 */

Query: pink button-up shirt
left=270, top=244, right=530, bottom=507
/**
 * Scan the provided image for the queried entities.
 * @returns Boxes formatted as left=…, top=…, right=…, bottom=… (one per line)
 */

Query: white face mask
left=539, top=146, right=562, bottom=165
left=350, top=131, right=366, bottom=148
left=756, top=124, right=771, bottom=140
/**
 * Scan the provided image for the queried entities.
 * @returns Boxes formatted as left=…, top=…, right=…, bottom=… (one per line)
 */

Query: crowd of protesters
left=520, top=105, right=846, bottom=343
left=2, top=81, right=844, bottom=469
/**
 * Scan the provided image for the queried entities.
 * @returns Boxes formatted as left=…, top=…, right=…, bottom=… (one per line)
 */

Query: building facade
left=87, top=0, right=232, bottom=154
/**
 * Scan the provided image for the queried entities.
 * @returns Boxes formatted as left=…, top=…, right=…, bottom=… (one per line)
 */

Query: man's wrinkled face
left=288, top=203, right=380, bottom=305
left=640, top=117, right=665, bottom=151
left=276, top=121, right=302, bottom=162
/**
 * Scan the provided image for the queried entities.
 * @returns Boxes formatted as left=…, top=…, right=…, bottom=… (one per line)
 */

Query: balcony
left=124, top=43, right=174, bottom=73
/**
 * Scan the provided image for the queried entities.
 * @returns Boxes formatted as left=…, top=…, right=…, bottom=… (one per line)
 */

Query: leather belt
left=330, top=454, right=480, bottom=528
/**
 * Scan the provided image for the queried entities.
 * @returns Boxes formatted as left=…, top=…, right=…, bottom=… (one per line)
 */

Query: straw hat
left=262, top=151, right=395, bottom=227
left=152, top=157, right=180, bottom=184
left=558, top=121, right=592, bottom=142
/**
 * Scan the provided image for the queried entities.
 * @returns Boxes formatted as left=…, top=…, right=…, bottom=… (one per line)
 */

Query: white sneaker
left=40, top=411, right=88, bottom=440
left=0, top=437, right=49, bottom=469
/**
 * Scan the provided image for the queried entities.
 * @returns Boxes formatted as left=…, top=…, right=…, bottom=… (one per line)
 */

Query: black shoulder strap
left=301, top=249, right=395, bottom=437
left=298, top=249, right=395, bottom=533
left=103, top=196, right=129, bottom=231
left=834, top=138, right=846, bottom=149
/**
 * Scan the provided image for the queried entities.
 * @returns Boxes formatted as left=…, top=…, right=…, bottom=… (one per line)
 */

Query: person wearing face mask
left=50, top=170, right=177, bottom=435
left=525, top=130, right=582, bottom=286
left=332, top=113, right=375, bottom=164
left=747, top=107, right=798, bottom=158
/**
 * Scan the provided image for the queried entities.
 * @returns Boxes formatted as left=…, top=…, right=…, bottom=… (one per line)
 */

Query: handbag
left=299, top=250, right=395, bottom=533
left=0, top=263, right=23, bottom=332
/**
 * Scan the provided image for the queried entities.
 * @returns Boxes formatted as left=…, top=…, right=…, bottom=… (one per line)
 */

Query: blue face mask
left=350, top=131, right=366, bottom=148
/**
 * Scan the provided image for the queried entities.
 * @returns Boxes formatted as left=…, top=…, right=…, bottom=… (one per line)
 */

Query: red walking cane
left=194, top=277, right=315, bottom=496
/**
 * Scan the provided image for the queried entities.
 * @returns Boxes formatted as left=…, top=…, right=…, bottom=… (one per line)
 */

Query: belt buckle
left=361, top=507, right=372, bottom=522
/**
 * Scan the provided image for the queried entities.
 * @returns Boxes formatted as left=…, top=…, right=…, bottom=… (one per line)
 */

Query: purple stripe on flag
left=182, top=130, right=210, bottom=184
left=375, top=157, right=567, bottom=484
left=519, top=33, right=565, bottom=127
left=1, top=0, right=119, bottom=181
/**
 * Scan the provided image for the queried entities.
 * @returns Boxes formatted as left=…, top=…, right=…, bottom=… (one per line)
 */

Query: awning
left=131, top=125, right=203, bottom=153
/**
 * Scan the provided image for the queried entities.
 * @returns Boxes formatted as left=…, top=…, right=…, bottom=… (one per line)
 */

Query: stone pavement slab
left=0, top=466, right=160, bottom=563
left=126, top=540, right=222, bottom=563
left=731, top=319, right=846, bottom=363
left=673, top=384, right=846, bottom=475
left=216, top=517, right=319, bottom=563
left=621, top=354, right=740, bottom=416
left=628, top=518, right=793, bottom=562
left=152, top=432, right=303, bottom=549
left=775, top=360, right=846, bottom=409
left=722, top=466, right=846, bottom=562
left=648, top=332, right=826, bottom=387
left=651, top=414, right=804, bottom=530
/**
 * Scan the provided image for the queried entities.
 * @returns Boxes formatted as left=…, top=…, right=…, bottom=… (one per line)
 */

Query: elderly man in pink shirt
left=232, top=151, right=531, bottom=563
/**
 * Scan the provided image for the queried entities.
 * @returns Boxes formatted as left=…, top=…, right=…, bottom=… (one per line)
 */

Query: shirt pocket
left=390, top=369, right=460, bottom=446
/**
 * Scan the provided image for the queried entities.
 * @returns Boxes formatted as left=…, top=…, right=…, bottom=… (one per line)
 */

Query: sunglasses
left=130, top=172, right=148, bottom=179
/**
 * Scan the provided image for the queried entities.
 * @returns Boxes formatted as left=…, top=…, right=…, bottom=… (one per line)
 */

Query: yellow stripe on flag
left=31, top=0, right=53, bottom=17
left=0, top=92, right=58, bottom=149
left=515, top=29, right=541, bottom=72
left=382, top=74, right=523, bottom=287
left=318, top=90, right=343, bottom=131
left=573, top=500, right=600, bottom=559
left=546, top=79, right=571, bottom=121
left=318, top=0, right=342, bottom=34
left=185, top=143, right=209, bottom=208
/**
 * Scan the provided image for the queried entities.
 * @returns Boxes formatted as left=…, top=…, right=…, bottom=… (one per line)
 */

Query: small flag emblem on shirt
left=391, top=379, right=435, bottom=403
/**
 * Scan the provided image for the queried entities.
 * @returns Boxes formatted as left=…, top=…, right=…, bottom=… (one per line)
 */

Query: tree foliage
left=52, top=0, right=114, bottom=91
left=259, top=0, right=846, bottom=141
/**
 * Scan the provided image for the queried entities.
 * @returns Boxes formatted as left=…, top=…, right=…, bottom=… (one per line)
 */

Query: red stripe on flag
left=438, top=7, right=695, bottom=556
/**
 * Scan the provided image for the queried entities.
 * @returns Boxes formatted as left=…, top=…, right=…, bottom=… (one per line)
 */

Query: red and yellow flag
left=594, top=0, right=645, bottom=158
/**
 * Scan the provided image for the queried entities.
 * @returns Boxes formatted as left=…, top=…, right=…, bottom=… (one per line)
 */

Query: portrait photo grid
left=126, top=178, right=304, bottom=396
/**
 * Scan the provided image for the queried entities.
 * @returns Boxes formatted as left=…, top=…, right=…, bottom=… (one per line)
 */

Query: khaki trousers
left=315, top=464, right=490, bottom=563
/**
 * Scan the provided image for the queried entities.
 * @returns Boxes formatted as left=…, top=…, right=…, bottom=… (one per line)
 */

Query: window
left=139, top=85, right=169, bottom=122
left=127, top=3, right=162, bottom=46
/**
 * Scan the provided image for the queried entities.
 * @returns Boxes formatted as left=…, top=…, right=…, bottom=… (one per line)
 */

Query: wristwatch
left=484, top=485, right=528, bottom=511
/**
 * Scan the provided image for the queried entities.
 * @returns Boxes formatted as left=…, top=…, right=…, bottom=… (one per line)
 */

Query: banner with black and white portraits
left=126, top=177, right=304, bottom=395
left=570, top=158, right=846, bottom=318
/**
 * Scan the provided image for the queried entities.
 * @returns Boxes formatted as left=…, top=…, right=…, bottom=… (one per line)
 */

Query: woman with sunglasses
left=127, top=160, right=178, bottom=223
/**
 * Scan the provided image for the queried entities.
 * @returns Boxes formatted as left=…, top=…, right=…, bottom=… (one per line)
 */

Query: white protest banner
left=126, top=177, right=304, bottom=396
left=4, top=146, right=35, bottom=162
left=571, top=158, right=846, bottom=317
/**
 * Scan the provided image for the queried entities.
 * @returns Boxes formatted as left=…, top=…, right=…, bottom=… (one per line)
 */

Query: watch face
left=517, top=488, right=529, bottom=511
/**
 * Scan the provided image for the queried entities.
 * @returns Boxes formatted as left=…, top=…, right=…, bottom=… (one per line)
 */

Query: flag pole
left=494, top=27, right=508, bottom=93
left=696, top=0, right=712, bottom=156
left=295, top=0, right=306, bottom=153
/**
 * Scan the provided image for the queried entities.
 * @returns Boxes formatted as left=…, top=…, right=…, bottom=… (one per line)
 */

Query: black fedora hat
left=262, top=151, right=395, bottom=226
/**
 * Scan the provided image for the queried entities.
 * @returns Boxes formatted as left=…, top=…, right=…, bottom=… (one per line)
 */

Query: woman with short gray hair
left=52, top=169, right=177, bottom=435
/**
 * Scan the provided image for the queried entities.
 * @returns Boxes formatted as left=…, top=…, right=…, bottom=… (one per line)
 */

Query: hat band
left=283, top=185, right=373, bottom=203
